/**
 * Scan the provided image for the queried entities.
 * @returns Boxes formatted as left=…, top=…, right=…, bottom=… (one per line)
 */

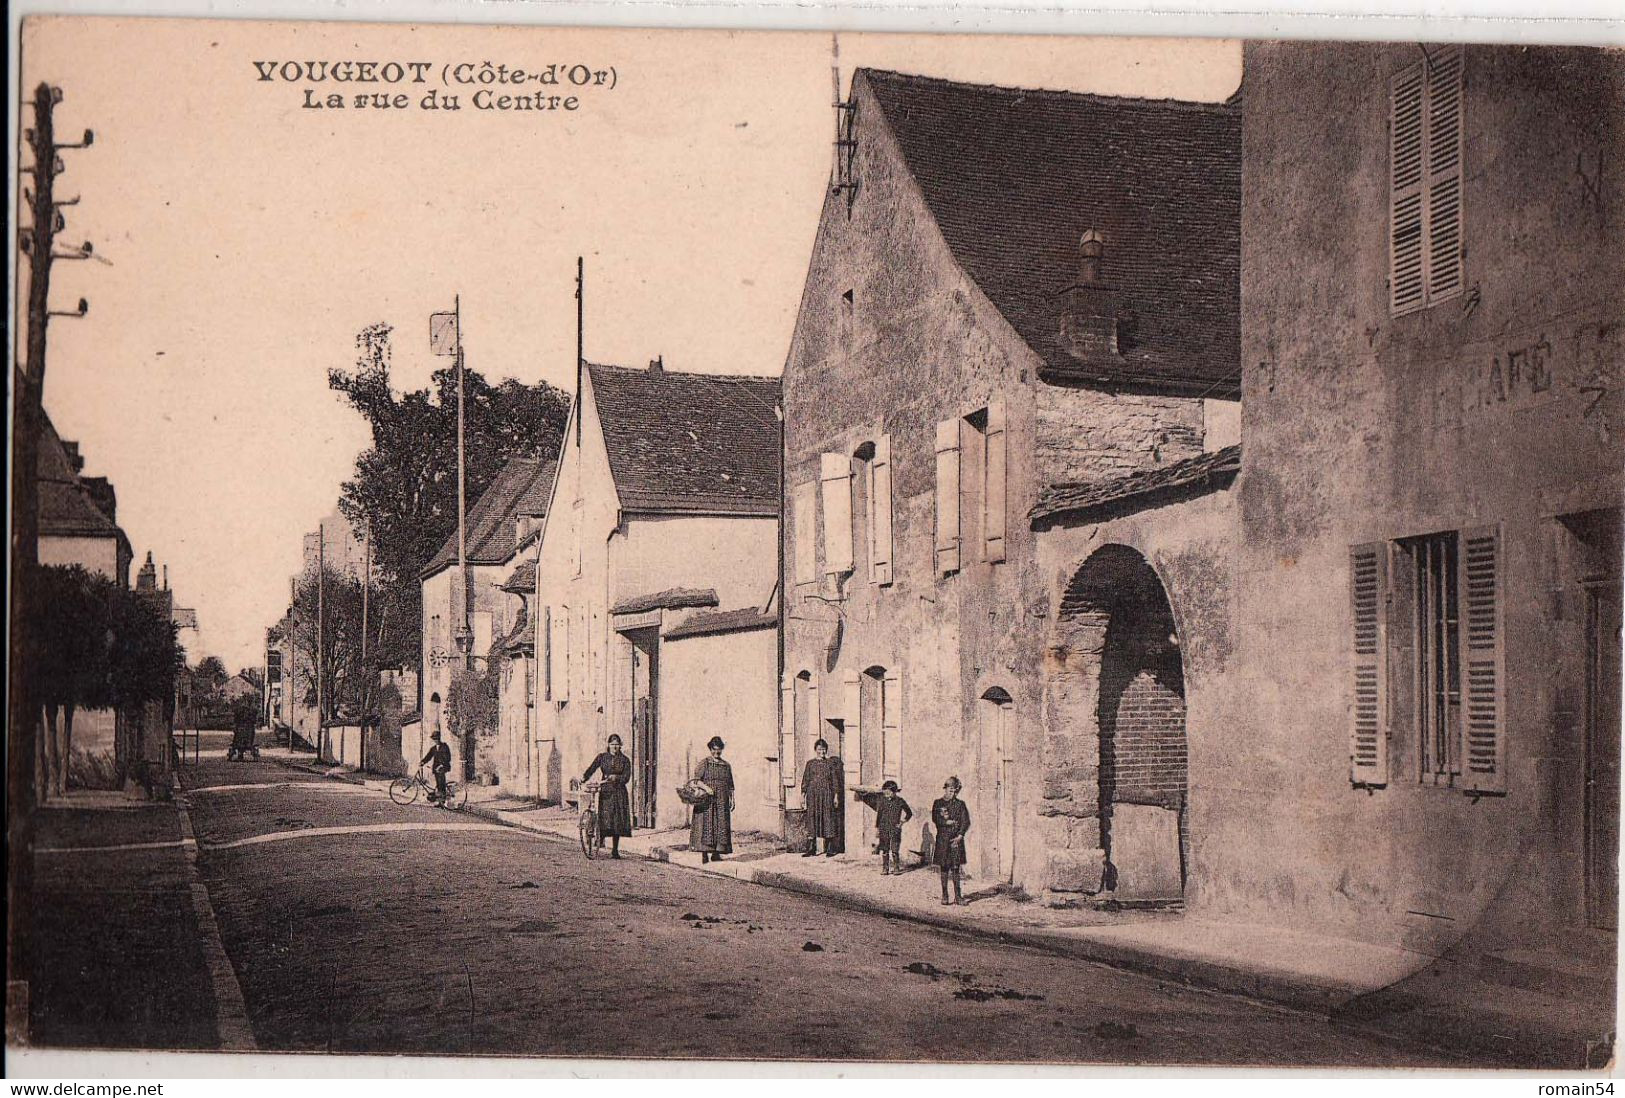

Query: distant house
left=533, top=360, right=782, bottom=834
left=411, top=455, right=555, bottom=781
left=220, top=673, right=260, bottom=706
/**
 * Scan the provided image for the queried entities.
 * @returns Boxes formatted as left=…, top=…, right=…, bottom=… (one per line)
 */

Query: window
left=980, top=403, right=1008, bottom=563
left=556, top=604, right=570, bottom=703
left=572, top=498, right=584, bottom=577
left=542, top=606, right=552, bottom=700
left=1404, top=532, right=1461, bottom=780
left=870, top=435, right=893, bottom=586
left=1348, top=526, right=1503, bottom=792
left=792, top=480, right=818, bottom=586
left=1390, top=46, right=1464, bottom=315
left=820, top=452, right=854, bottom=575
left=934, top=419, right=961, bottom=575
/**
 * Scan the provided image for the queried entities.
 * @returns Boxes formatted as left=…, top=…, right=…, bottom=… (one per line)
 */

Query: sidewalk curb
left=172, top=770, right=259, bottom=1052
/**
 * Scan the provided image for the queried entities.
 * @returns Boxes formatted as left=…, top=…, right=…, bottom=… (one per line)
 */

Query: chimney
left=62, top=441, right=84, bottom=474
left=163, top=565, right=169, bottom=590
left=1059, top=228, right=1122, bottom=360
left=648, top=355, right=664, bottom=374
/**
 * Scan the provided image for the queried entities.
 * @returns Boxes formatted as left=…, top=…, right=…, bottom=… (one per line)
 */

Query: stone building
left=1230, top=42, right=1619, bottom=982
left=533, top=361, right=781, bottom=835
left=412, top=455, right=554, bottom=781
left=1032, top=43, right=1621, bottom=1024
left=780, top=69, right=1240, bottom=884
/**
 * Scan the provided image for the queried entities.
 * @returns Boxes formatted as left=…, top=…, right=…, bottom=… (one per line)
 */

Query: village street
left=39, top=754, right=1460, bottom=1067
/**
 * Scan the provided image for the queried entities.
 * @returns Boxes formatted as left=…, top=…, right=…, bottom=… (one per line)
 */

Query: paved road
left=172, top=759, right=1466, bottom=1067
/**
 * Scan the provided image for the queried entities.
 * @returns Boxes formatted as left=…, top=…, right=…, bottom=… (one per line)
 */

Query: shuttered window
left=882, top=670, right=902, bottom=782
left=935, top=419, right=962, bottom=575
left=842, top=670, right=863, bottom=778
left=821, top=452, right=854, bottom=575
left=1349, top=543, right=1390, bottom=786
left=983, top=401, right=1007, bottom=563
left=792, top=480, right=818, bottom=586
left=556, top=605, right=570, bottom=702
left=1458, top=526, right=1504, bottom=793
left=870, top=434, right=894, bottom=586
left=1390, top=47, right=1464, bottom=316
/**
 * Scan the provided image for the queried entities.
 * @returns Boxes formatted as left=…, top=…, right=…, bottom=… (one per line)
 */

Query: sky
left=19, top=17, right=1241, bottom=671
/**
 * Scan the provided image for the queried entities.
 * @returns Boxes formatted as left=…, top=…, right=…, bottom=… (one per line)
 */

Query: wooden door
left=635, top=697, right=657, bottom=829
left=1587, top=585, right=1621, bottom=930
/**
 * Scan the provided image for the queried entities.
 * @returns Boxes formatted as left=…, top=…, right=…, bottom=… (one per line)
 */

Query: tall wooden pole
left=575, top=258, right=584, bottom=449
left=456, top=295, right=472, bottom=673
left=360, top=526, right=370, bottom=772
left=317, top=523, right=325, bottom=760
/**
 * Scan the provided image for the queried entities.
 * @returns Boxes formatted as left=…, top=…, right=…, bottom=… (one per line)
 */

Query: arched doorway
left=980, top=688, right=1015, bottom=884
left=1048, top=545, right=1187, bottom=902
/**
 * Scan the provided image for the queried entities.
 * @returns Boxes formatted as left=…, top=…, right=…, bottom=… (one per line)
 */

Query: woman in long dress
left=689, top=735, right=734, bottom=863
left=583, top=733, right=633, bottom=858
left=800, top=738, right=845, bottom=856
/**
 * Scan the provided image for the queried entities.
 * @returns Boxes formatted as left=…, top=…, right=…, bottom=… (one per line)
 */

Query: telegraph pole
left=317, top=523, right=326, bottom=761
left=455, top=295, right=472, bottom=673
left=360, top=525, right=370, bottom=772
left=10, top=82, right=93, bottom=1028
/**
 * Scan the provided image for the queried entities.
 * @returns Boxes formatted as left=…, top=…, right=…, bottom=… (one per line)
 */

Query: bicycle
left=572, top=778, right=603, bottom=859
left=389, top=765, right=467, bottom=810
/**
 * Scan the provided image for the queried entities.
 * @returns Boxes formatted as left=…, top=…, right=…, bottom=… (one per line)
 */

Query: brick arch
left=1042, top=543, right=1187, bottom=902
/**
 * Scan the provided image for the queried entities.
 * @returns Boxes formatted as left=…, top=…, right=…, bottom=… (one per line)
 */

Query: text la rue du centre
left=254, top=59, right=619, bottom=113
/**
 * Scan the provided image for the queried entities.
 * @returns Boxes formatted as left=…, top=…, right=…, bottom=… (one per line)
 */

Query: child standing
left=857, top=780, right=914, bottom=875
left=931, top=776, right=972, bottom=905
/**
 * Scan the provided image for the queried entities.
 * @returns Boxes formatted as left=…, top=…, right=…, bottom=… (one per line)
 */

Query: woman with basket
left=684, top=736, right=734, bottom=863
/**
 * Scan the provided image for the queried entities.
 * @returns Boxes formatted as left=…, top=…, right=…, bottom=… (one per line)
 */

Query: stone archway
left=1042, top=544, right=1187, bottom=903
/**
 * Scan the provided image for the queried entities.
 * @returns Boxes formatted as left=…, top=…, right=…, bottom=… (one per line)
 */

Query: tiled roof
left=611, top=587, right=719, bottom=616
left=862, top=69, right=1240, bottom=398
left=1031, top=445, right=1240, bottom=528
left=37, top=413, right=126, bottom=540
left=663, top=607, right=777, bottom=641
left=421, top=455, right=559, bottom=579
left=588, top=363, right=780, bottom=515
left=501, top=558, right=537, bottom=594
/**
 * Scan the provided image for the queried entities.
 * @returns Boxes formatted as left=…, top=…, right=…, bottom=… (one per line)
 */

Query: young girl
left=857, top=780, right=913, bottom=875
left=931, top=777, right=971, bottom=905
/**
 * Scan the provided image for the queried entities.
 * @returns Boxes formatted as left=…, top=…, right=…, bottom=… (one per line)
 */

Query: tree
left=31, top=565, right=179, bottom=796
left=193, top=655, right=228, bottom=696
left=327, top=323, right=568, bottom=665
left=33, top=565, right=116, bottom=798
left=289, top=564, right=399, bottom=731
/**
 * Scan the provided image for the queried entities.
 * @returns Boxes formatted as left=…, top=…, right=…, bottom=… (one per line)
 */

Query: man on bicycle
left=421, top=728, right=453, bottom=805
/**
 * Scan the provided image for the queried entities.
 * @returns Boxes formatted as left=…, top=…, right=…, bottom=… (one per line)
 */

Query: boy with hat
left=857, top=780, right=914, bottom=875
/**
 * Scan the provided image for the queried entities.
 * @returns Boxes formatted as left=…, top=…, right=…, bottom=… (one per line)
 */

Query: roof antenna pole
left=830, top=34, right=842, bottom=189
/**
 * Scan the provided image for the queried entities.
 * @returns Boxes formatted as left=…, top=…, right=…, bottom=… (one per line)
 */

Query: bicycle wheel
left=579, top=809, right=598, bottom=859
left=389, top=777, right=419, bottom=806
left=444, top=779, right=468, bottom=810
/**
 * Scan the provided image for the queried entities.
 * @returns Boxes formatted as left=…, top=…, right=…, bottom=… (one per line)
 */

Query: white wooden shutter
left=984, top=401, right=1007, bottom=563
left=558, top=606, right=570, bottom=702
left=1425, top=46, right=1465, bottom=304
left=821, top=452, right=854, bottom=575
left=780, top=673, right=796, bottom=788
left=882, top=669, right=902, bottom=782
left=842, top=670, right=862, bottom=779
left=871, top=434, right=894, bottom=586
left=1349, top=543, right=1389, bottom=786
left=543, top=606, right=552, bottom=700
left=1458, top=525, right=1505, bottom=793
left=1390, top=62, right=1426, bottom=315
left=793, top=481, right=818, bottom=586
left=935, top=419, right=962, bottom=575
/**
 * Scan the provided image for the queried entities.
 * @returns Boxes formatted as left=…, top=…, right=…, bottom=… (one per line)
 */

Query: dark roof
left=588, top=363, right=780, bottom=515
left=861, top=69, right=1240, bottom=398
left=501, top=558, right=537, bottom=594
left=501, top=619, right=536, bottom=655
left=611, top=587, right=719, bottom=616
left=421, top=455, right=558, bottom=579
left=1031, top=445, right=1240, bottom=528
left=37, top=413, right=128, bottom=541
left=663, top=607, right=777, bottom=641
